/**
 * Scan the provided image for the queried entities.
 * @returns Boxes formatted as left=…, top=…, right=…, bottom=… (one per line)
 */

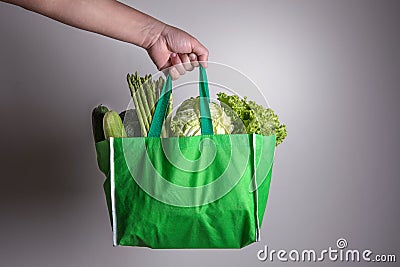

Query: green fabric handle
left=199, top=66, right=213, bottom=135
left=148, top=66, right=214, bottom=137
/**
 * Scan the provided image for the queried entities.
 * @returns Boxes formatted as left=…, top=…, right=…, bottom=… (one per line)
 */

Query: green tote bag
left=95, top=66, right=276, bottom=248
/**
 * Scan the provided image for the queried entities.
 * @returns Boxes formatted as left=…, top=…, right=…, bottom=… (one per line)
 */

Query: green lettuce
left=217, top=93, right=287, bottom=146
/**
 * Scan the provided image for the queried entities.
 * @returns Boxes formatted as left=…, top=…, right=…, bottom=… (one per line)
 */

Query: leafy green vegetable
left=171, top=97, right=233, bottom=136
left=217, top=92, right=287, bottom=146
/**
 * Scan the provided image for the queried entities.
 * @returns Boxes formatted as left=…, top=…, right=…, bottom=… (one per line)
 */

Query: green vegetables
left=169, top=93, right=287, bottom=146
left=127, top=72, right=172, bottom=137
left=170, top=97, right=233, bottom=136
left=103, top=110, right=127, bottom=139
left=91, top=71, right=287, bottom=147
left=91, top=72, right=171, bottom=142
left=92, top=104, right=109, bottom=143
left=217, top=92, right=287, bottom=146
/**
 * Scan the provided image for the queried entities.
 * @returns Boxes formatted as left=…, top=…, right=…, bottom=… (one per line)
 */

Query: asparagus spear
left=138, top=84, right=152, bottom=125
left=151, top=82, right=158, bottom=107
left=144, top=79, right=156, bottom=115
left=127, top=74, right=147, bottom=135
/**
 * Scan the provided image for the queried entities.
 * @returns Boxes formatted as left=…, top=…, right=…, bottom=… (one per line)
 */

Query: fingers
left=167, top=37, right=209, bottom=79
left=192, top=40, right=209, bottom=68
left=171, top=53, right=197, bottom=72
left=180, top=53, right=194, bottom=71
left=189, top=53, right=199, bottom=67
left=169, top=53, right=183, bottom=80
left=170, top=53, right=186, bottom=75
left=169, top=66, right=180, bottom=80
left=169, top=52, right=199, bottom=80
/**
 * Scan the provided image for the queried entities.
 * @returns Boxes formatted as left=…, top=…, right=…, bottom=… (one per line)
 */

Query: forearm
left=3, top=0, right=165, bottom=49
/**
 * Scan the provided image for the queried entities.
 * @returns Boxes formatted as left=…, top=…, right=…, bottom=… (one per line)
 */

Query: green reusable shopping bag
left=95, top=67, right=276, bottom=248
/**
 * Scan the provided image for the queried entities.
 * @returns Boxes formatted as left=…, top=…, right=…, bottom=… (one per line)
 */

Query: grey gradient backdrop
left=0, top=0, right=399, bottom=266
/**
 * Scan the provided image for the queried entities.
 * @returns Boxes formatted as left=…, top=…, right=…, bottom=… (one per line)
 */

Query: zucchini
left=103, top=110, right=127, bottom=139
left=92, top=104, right=109, bottom=143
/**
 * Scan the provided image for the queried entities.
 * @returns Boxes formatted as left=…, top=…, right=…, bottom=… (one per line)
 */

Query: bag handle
left=148, top=65, right=214, bottom=137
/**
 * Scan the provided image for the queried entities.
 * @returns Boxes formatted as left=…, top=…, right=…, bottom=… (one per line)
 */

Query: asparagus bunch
left=127, top=72, right=172, bottom=137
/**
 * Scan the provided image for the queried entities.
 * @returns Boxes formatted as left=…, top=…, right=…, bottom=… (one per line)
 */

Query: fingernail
left=171, top=53, right=177, bottom=58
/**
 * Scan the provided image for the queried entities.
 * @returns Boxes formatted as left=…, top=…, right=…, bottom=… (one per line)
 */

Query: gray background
left=0, top=0, right=399, bottom=266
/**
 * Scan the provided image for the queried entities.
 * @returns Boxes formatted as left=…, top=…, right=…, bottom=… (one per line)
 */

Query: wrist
left=141, top=19, right=167, bottom=50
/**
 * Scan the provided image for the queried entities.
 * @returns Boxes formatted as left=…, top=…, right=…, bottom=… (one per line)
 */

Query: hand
left=146, top=25, right=209, bottom=79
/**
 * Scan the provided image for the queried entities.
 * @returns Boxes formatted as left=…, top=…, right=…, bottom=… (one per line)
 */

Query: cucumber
left=92, top=104, right=109, bottom=143
left=103, top=110, right=127, bottom=139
